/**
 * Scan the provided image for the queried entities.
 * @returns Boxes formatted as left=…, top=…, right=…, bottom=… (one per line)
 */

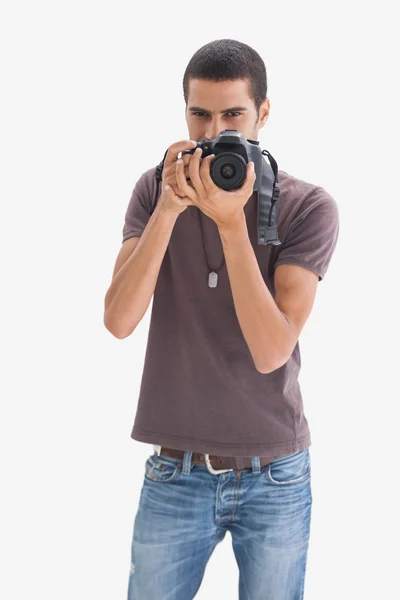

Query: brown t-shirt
left=121, top=165, right=339, bottom=457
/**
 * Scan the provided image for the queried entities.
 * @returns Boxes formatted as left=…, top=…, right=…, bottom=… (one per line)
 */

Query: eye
left=191, top=111, right=242, bottom=118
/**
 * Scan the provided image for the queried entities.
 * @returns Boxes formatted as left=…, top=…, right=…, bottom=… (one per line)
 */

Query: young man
left=104, top=39, right=339, bottom=600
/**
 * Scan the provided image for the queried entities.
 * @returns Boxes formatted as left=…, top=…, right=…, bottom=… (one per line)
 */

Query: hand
left=159, top=139, right=197, bottom=215
left=174, top=147, right=256, bottom=228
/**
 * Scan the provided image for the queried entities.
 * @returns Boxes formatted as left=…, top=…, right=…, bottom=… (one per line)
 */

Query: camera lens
left=210, top=152, right=247, bottom=190
left=220, top=164, right=236, bottom=179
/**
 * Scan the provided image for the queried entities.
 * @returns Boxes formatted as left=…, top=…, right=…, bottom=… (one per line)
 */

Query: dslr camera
left=182, top=129, right=263, bottom=191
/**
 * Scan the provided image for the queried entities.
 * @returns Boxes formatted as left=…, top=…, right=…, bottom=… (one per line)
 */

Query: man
left=104, top=39, right=339, bottom=600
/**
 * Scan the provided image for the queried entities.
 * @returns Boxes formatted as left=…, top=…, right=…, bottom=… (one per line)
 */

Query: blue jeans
left=127, top=447, right=312, bottom=600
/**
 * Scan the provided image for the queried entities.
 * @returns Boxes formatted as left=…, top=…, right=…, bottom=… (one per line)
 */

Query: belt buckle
left=204, top=453, right=234, bottom=475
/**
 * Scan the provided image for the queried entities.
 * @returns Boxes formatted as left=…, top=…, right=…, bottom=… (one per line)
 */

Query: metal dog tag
left=208, top=271, right=218, bottom=288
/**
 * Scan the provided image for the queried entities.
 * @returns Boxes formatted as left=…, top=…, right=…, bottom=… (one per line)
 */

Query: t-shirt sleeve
left=273, top=186, right=340, bottom=282
left=122, top=168, right=157, bottom=243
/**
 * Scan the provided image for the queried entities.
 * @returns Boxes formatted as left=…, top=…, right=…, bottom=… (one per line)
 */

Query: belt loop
left=182, top=451, right=193, bottom=475
left=251, top=456, right=261, bottom=473
left=235, top=457, right=245, bottom=471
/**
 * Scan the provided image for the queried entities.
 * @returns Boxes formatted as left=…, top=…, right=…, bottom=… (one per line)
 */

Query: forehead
left=187, top=78, right=252, bottom=111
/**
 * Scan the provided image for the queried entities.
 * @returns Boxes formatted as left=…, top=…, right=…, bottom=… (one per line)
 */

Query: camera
left=154, top=130, right=281, bottom=246
left=181, top=129, right=263, bottom=191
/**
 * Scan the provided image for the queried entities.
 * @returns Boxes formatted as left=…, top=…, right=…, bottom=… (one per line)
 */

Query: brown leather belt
left=158, top=446, right=277, bottom=473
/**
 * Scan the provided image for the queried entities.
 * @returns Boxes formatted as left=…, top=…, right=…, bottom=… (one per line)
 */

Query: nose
left=205, top=120, right=224, bottom=141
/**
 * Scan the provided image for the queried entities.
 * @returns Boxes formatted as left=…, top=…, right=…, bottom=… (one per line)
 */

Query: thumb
left=247, top=161, right=256, bottom=186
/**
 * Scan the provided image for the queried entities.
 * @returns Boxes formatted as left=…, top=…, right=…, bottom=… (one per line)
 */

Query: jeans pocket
left=265, top=448, right=311, bottom=486
left=144, top=453, right=182, bottom=483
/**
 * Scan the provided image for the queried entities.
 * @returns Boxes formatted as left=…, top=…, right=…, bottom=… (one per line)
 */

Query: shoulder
left=129, top=166, right=159, bottom=211
left=135, top=165, right=158, bottom=195
left=277, top=169, right=339, bottom=227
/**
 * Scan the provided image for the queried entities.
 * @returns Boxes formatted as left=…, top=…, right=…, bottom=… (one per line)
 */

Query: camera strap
left=257, top=150, right=281, bottom=246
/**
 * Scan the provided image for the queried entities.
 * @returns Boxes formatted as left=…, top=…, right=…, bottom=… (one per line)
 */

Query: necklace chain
left=196, top=208, right=225, bottom=288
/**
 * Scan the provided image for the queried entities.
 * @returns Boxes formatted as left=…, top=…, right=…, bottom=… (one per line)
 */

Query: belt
left=158, top=446, right=277, bottom=474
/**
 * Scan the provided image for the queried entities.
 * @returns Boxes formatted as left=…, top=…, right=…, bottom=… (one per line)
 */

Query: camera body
left=182, top=129, right=263, bottom=191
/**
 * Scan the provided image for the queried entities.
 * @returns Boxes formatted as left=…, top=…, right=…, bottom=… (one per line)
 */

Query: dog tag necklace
left=196, top=208, right=225, bottom=288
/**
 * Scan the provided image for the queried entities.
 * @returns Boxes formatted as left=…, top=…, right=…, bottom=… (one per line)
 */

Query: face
left=185, top=78, right=270, bottom=142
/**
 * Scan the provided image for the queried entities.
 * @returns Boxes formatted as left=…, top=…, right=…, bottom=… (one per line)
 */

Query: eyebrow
left=188, top=106, right=248, bottom=114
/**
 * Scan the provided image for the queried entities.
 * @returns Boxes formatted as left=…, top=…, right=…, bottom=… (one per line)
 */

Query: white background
left=1, top=1, right=399, bottom=598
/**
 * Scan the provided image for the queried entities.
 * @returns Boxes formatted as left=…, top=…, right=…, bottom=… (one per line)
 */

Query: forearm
left=218, top=214, right=291, bottom=373
left=104, top=203, right=178, bottom=338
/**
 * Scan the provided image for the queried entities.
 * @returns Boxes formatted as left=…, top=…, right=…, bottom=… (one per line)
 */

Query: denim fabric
left=127, top=447, right=312, bottom=599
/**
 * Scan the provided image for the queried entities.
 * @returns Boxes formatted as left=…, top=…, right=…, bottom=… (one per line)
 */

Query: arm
left=218, top=214, right=318, bottom=374
left=104, top=202, right=178, bottom=339
left=105, top=140, right=198, bottom=339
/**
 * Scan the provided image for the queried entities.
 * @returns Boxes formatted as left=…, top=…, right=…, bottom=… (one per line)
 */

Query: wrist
left=217, top=210, right=247, bottom=235
left=156, top=195, right=181, bottom=219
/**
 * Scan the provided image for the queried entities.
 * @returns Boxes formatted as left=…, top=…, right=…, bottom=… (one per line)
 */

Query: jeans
left=127, top=447, right=312, bottom=600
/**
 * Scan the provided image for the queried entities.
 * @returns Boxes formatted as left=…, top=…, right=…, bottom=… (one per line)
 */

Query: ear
left=258, top=97, right=270, bottom=126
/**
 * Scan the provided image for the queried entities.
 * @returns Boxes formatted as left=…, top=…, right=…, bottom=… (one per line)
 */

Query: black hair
left=182, top=39, right=267, bottom=114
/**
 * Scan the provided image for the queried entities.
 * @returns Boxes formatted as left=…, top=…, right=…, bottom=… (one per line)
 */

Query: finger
left=246, top=161, right=256, bottom=191
left=183, top=169, right=195, bottom=188
left=164, top=155, right=191, bottom=183
left=181, top=154, right=192, bottom=185
left=188, top=147, right=206, bottom=195
left=176, top=158, right=197, bottom=200
left=167, top=182, right=183, bottom=197
left=200, top=154, right=217, bottom=194
left=164, top=139, right=198, bottom=165
left=165, top=162, right=190, bottom=180
left=233, top=161, right=256, bottom=195
left=165, top=184, right=194, bottom=206
left=163, top=165, right=190, bottom=191
left=164, top=167, right=191, bottom=193
left=181, top=153, right=192, bottom=167
left=167, top=172, right=192, bottom=195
